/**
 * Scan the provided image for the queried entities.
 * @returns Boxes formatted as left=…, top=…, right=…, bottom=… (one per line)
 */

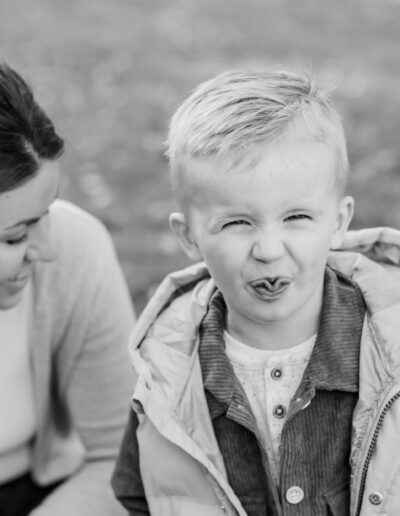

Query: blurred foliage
left=0, top=0, right=399, bottom=311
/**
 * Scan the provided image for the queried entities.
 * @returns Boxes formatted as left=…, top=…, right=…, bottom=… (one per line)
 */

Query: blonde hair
left=167, top=70, right=348, bottom=206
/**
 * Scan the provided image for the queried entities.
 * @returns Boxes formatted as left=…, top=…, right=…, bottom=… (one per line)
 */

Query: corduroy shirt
left=198, top=266, right=366, bottom=516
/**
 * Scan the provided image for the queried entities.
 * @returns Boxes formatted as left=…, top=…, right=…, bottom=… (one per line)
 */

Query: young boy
left=112, top=71, right=400, bottom=515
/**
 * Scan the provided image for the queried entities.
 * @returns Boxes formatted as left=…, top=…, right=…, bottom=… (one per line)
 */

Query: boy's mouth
left=249, top=276, right=291, bottom=299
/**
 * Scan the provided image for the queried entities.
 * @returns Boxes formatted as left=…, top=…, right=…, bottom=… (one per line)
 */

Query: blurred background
left=1, top=0, right=399, bottom=312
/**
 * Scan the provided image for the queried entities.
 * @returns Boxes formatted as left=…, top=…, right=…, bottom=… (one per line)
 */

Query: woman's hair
left=0, top=63, right=64, bottom=193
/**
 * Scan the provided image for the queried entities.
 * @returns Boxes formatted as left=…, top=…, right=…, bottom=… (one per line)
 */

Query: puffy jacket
left=127, top=227, right=400, bottom=516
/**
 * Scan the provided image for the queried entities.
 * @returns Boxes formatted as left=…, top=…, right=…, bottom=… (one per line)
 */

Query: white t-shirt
left=224, top=330, right=316, bottom=486
left=0, top=282, right=36, bottom=482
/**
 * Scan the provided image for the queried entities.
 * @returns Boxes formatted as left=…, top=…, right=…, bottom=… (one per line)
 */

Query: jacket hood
left=341, top=226, right=400, bottom=266
left=129, top=262, right=212, bottom=354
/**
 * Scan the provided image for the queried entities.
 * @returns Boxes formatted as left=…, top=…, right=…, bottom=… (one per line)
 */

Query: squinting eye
left=6, top=234, right=28, bottom=246
left=223, top=220, right=250, bottom=229
left=285, top=214, right=311, bottom=222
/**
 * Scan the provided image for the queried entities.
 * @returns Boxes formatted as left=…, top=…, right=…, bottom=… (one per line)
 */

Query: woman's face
left=0, top=160, right=60, bottom=309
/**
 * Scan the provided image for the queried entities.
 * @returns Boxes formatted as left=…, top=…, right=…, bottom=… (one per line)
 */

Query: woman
left=0, top=64, right=135, bottom=515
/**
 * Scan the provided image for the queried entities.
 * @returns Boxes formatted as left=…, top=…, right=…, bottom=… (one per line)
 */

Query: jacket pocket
left=324, top=482, right=350, bottom=516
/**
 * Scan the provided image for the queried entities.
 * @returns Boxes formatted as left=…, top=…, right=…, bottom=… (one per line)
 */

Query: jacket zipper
left=354, top=390, right=400, bottom=516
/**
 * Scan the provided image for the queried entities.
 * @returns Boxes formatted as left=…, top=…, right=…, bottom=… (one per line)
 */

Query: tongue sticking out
left=251, top=277, right=290, bottom=294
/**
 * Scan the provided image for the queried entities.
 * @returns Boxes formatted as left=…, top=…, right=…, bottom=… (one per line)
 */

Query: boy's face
left=170, top=135, right=353, bottom=346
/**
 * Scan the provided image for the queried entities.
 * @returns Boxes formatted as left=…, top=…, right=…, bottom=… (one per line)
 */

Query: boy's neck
left=225, top=292, right=323, bottom=352
left=226, top=320, right=318, bottom=351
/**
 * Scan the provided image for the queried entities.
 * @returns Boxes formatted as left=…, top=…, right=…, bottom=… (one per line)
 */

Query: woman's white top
left=224, top=330, right=316, bottom=486
left=0, top=282, right=35, bottom=483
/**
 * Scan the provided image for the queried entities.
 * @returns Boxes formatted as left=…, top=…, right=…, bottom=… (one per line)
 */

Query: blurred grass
left=0, top=0, right=399, bottom=311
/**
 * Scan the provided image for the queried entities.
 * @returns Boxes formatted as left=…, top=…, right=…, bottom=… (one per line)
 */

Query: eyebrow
left=5, top=215, right=44, bottom=230
left=4, top=186, right=60, bottom=230
left=285, top=207, right=324, bottom=216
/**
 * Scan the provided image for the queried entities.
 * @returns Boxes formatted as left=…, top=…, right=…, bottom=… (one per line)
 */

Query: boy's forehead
left=180, top=137, right=340, bottom=212
left=184, top=134, right=337, bottom=180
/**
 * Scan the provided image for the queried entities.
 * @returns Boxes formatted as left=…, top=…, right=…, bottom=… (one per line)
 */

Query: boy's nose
left=251, top=227, right=284, bottom=262
left=25, top=217, right=57, bottom=263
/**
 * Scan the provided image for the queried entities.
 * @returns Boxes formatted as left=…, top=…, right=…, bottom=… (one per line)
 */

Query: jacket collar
left=305, top=267, right=365, bottom=392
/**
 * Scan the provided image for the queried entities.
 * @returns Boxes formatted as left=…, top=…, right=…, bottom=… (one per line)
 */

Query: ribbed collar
left=199, top=266, right=366, bottom=417
left=303, top=267, right=365, bottom=392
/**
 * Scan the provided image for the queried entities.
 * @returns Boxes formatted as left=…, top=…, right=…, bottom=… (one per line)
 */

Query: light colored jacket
left=27, top=200, right=134, bottom=516
left=128, top=227, right=400, bottom=516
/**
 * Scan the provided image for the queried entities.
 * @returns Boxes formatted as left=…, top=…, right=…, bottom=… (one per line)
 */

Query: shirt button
left=286, top=486, right=304, bottom=504
left=271, top=367, right=282, bottom=380
left=369, top=492, right=383, bottom=505
left=273, top=404, right=287, bottom=418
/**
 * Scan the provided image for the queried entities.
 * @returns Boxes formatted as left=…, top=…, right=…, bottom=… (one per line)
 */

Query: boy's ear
left=169, top=212, right=203, bottom=261
left=330, top=195, right=355, bottom=249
